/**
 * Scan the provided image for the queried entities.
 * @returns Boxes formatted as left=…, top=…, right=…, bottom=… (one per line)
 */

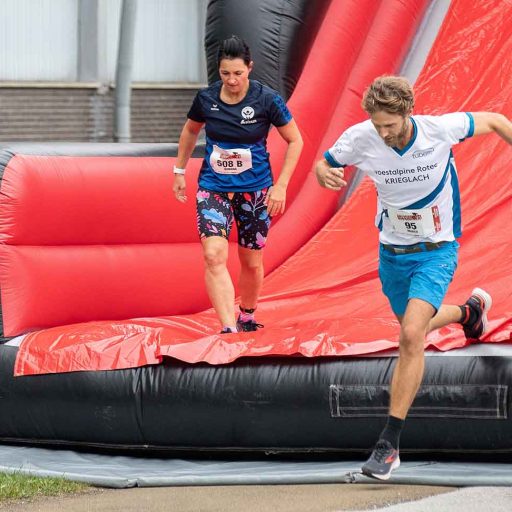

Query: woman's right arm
left=173, top=119, right=204, bottom=203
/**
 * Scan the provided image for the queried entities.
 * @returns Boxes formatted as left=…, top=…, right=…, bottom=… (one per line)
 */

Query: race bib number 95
left=210, top=145, right=253, bottom=175
left=387, top=206, right=441, bottom=237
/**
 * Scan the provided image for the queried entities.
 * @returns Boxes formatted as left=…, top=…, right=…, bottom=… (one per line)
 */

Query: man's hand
left=315, top=159, right=347, bottom=190
left=173, top=175, right=187, bottom=202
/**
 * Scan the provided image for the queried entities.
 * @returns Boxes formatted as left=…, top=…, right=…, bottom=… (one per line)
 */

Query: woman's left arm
left=472, top=112, right=512, bottom=144
left=265, top=119, right=303, bottom=216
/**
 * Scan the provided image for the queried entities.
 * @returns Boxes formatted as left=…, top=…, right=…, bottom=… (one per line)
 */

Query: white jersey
left=325, top=112, right=474, bottom=245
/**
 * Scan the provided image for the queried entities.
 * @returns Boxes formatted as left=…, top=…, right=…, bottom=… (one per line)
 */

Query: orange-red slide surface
left=10, top=0, right=512, bottom=375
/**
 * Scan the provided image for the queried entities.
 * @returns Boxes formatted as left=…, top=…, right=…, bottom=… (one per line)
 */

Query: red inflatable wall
left=0, top=155, right=219, bottom=333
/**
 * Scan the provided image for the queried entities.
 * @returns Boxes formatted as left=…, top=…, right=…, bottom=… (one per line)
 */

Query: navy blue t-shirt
left=187, top=80, right=292, bottom=192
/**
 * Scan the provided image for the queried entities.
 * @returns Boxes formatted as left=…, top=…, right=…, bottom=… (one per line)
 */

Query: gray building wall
left=0, top=84, right=199, bottom=142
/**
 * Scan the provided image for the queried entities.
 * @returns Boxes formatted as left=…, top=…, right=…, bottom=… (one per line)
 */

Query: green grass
left=0, top=472, right=89, bottom=502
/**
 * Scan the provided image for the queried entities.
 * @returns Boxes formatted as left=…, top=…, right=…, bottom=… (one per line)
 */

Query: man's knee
left=399, top=323, right=426, bottom=356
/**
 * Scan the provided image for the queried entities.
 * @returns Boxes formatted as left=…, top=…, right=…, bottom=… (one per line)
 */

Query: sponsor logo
left=241, top=105, right=257, bottom=124
left=412, top=147, right=434, bottom=159
left=385, top=174, right=431, bottom=184
left=396, top=212, right=422, bottom=221
left=218, top=149, right=242, bottom=160
left=210, top=103, right=219, bottom=111
left=375, top=162, right=437, bottom=176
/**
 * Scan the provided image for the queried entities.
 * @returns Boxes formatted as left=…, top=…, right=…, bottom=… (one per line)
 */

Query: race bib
left=210, top=145, right=252, bottom=175
left=387, top=206, right=441, bottom=237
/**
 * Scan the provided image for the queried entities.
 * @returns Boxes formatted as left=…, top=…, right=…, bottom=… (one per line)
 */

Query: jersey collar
left=392, top=117, right=417, bottom=156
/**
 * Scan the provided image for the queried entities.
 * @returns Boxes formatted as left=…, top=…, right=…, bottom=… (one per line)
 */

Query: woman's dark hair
left=217, top=35, right=252, bottom=67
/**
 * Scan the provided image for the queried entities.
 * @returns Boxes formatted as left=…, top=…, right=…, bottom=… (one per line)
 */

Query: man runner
left=315, top=75, right=512, bottom=480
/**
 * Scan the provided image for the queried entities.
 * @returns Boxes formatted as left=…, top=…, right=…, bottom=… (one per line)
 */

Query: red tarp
left=12, top=0, right=512, bottom=375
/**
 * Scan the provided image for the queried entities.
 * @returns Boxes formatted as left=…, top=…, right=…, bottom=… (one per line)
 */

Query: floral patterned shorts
left=196, top=187, right=272, bottom=249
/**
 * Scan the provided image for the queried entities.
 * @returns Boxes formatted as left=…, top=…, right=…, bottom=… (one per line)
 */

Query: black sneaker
left=219, top=327, right=235, bottom=334
left=236, top=315, right=264, bottom=332
left=361, top=439, right=400, bottom=480
left=461, top=288, right=492, bottom=340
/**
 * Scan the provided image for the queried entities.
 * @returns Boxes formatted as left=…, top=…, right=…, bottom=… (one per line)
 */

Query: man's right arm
left=316, top=127, right=359, bottom=191
left=472, top=112, right=512, bottom=145
left=315, top=158, right=347, bottom=191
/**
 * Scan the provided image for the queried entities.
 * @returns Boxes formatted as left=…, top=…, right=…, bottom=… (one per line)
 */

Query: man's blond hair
left=362, top=75, right=415, bottom=117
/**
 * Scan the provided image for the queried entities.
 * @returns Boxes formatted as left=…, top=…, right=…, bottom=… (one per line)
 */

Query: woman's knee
left=238, top=247, right=263, bottom=272
left=203, top=244, right=228, bottom=269
left=240, top=257, right=263, bottom=274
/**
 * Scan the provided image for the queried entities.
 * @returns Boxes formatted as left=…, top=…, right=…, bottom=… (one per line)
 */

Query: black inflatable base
left=1, top=344, right=512, bottom=454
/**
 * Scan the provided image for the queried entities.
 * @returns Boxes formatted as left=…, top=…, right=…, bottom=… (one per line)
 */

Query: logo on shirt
left=412, top=147, right=434, bottom=159
left=210, top=103, right=219, bottom=111
left=241, top=106, right=255, bottom=119
left=240, top=106, right=257, bottom=124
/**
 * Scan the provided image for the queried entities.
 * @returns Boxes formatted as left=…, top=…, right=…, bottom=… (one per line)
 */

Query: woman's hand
left=173, top=174, right=187, bottom=202
left=265, top=183, right=287, bottom=216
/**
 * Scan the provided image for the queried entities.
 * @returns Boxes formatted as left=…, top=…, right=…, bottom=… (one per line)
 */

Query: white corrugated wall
left=0, top=0, right=207, bottom=83
left=104, top=0, right=207, bottom=83
left=0, top=0, right=79, bottom=81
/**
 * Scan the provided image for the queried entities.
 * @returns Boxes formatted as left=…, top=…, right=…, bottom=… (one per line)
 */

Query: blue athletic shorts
left=379, top=241, right=459, bottom=316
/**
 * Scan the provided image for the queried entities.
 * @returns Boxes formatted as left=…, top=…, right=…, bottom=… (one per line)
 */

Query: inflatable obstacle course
left=0, top=0, right=511, bottom=453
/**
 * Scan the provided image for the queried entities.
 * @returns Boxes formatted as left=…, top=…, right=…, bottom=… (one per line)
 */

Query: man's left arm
left=472, top=112, right=512, bottom=144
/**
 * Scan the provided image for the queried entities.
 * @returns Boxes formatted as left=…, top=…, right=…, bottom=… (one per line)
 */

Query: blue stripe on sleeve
left=466, top=112, right=475, bottom=138
left=324, top=150, right=344, bottom=168
left=272, top=95, right=292, bottom=125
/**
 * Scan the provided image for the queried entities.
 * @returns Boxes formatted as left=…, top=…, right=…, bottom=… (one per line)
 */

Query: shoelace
left=373, top=441, right=394, bottom=462
left=465, top=298, right=483, bottom=329
left=237, top=319, right=264, bottom=331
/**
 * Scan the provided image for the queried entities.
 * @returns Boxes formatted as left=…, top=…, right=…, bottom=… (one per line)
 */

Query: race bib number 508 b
left=210, top=145, right=253, bottom=174
left=387, top=206, right=441, bottom=237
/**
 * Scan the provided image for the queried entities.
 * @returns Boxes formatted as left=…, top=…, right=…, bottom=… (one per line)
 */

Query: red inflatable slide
left=2, top=0, right=512, bottom=376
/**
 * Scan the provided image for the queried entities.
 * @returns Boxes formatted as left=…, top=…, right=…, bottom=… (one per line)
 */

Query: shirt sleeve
left=324, top=128, right=358, bottom=168
left=268, top=94, right=293, bottom=127
left=439, top=112, right=475, bottom=144
left=187, top=92, right=205, bottom=123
